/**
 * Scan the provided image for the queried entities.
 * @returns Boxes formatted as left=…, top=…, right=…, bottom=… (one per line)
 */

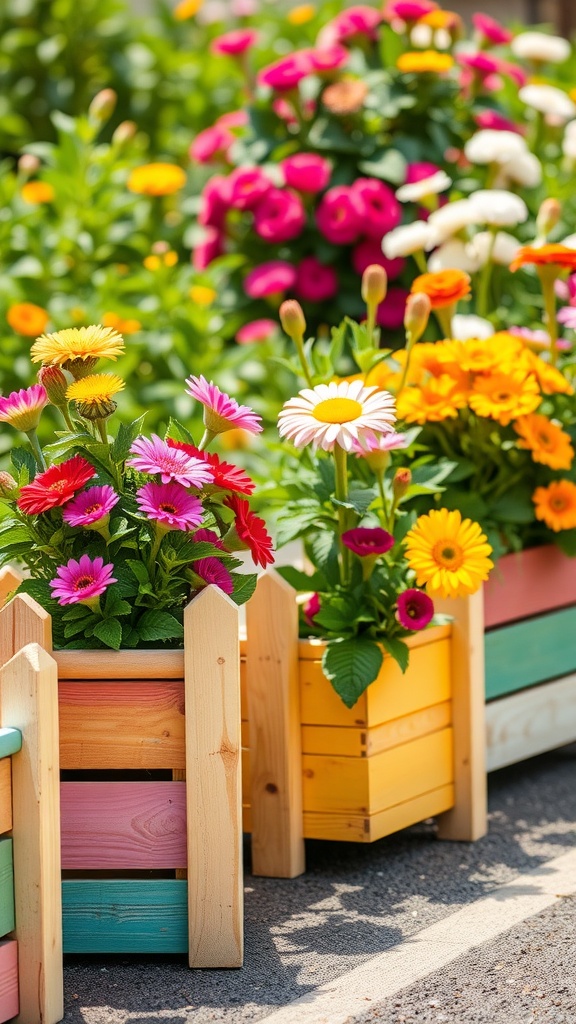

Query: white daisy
left=278, top=380, right=397, bottom=453
left=396, top=171, right=452, bottom=204
left=511, top=31, right=570, bottom=65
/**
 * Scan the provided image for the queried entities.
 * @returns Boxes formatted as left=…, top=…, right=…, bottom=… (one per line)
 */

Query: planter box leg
left=436, top=591, right=487, bottom=842
left=246, top=572, right=305, bottom=878
left=1, top=643, right=63, bottom=1024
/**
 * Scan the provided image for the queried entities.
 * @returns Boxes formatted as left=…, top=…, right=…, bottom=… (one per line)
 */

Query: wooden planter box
left=0, top=581, right=243, bottom=966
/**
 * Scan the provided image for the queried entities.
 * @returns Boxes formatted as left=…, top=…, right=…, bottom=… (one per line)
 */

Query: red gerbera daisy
left=224, top=494, right=275, bottom=568
left=18, top=455, right=97, bottom=515
left=166, top=439, right=255, bottom=494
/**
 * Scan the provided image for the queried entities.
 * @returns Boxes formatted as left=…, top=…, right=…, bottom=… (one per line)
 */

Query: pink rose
left=253, top=188, right=306, bottom=243
left=376, top=287, right=409, bottom=329
left=281, top=153, right=331, bottom=193
left=474, top=110, right=524, bottom=134
left=236, top=319, right=278, bottom=344
left=244, top=260, right=297, bottom=298
left=472, top=13, right=513, bottom=46
left=352, top=238, right=405, bottom=280
left=192, top=227, right=224, bottom=270
left=211, top=28, right=258, bottom=56
left=295, top=257, right=338, bottom=302
left=308, top=45, right=349, bottom=72
left=351, top=178, right=401, bottom=239
left=406, top=161, right=441, bottom=184
left=257, top=50, right=313, bottom=91
left=216, top=110, right=249, bottom=129
left=189, top=124, right=233, bottom=164
left=383, top=0, right=438, bottom=21
left=228, top=167, right=273, bottom=211
left=316, top=6, right=382, bottom=48
left=198, top=175, right=232, bottom=229
left=315, top=185, right=364, bottom=245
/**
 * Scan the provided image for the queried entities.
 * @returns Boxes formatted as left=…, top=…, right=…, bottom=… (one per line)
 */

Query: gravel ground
left=63, top=743, right=576, bottom=1023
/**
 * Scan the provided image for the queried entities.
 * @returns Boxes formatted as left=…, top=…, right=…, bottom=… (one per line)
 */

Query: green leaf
left=276, top=506, right=322, bottom=546
left=136, top=611, right=184, bottom=642
left=322, top=638, right=383, bottom=708
left=275, top=566, right=321, bottom=592
left=127, top=559, right=150, bottom=584
left=490, top=488, right=534, bottom=525
left=111, top=414, right=146, bottom=464
left=554, top=530, right=576, bottom=557
left=229, top=572, right=258, bottom=606
left=11, top=447, right=36, bottom=481
left=358, top=148, right=407, bottom=184
left=165, top=418, right=195, bottom=445
left=332, top=486, right=375, bottom=516
left=93, top=618, right=122, bottom=650
left=381, top=636, right=410, bottom=673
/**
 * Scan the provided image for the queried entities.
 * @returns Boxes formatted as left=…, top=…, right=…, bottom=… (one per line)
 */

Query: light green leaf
left=322, top=638, right=383, bottom=708
left=93, top=618, right=122, bottom=650
left=136, top=611, right=184, bottom=642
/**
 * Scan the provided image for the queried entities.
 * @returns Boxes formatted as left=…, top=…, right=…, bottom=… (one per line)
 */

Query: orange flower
left=6, top=302, right=49, bottom=337
left=21, top=181, right=55, bottom=205
left=287, top=4, right=315, bottom=25
left=189, top=285, right=217, bottom=307
left=514, top=414, right=574, bottom=471
left=173, top=0, right=202, bottom=18
left=102, top=312, right=142, bottom=335
left=410, top=269, right=471, bottom=309
left=397, top=51, right=454, bottom=74
left=468, top=370, right=540, bottom=426
left=533, top=480, right=576, bottom=532
left=510, top=244, right=576, bottom=273
left=127, top=162, right=187, bottom=197
left=322, top=80, right=368, bottom=115
left=143, top=251, right=178, bottom=270
left=397, top=376, right=467, bottom=424
left=420, top=9, right=461, bottom=30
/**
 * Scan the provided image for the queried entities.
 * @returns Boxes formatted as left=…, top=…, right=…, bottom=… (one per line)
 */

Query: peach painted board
left=484, top=546, right=576, bottom=629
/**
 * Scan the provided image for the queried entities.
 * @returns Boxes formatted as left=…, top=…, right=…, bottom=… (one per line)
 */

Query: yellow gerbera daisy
left=514, top=414, right=574, bottom=470
left=397, top=51, right=454, bottom=74
left=173, top=0, right=202, bottom=19
left=396, top=376, right=467, bottom=424
left=31, top=325, right=125, bottom=366
left=287, top=4, right=315, bottom=25
left=525, top=352, right=574, bottom=396
left=450, top=334, right=524, bottom=376
left=468, top=369, right=540, bottom=426
left=404, top=508, right=494, bottom=600
left=66, top=374, right=125, bottom=421
left=533, top=480, right=576, bottom=532
left=127, top=162, right=186, bottom=197
left=21, top=181, right=55, bottom=204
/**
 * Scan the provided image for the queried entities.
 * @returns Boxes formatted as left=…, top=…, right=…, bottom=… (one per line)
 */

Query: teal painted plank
left=0, top=730, right=21, bottom=760
left=62, top=879, right=188, bottom=953
left=0, top=839, right=14, bottom=938
left=486, top=606, right=576, bottom=701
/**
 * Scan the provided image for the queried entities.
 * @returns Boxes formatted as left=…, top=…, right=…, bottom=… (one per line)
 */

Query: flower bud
left=88, top=88, right=117, bottom=124
left=280, top=299, right=306, bottom=341
left=0, top=471, right=17, bottom=496
left=112, top=120, right=137, bottom=146
left=392, top=467, right=412, bottom=502
left=18, top=153, right=40, bottom=177
left=361, top=265, right=387, bottom=308
left=37, top=364, right=69, bottom=406
left=536, top=198, right=562, bottom=240
left=404, top=292, right=431, bottom=344
left=152, top=240, right=171, bottom=255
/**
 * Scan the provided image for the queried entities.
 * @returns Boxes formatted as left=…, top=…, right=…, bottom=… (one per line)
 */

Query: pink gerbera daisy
left=193, top=556, right=234, bottom=595
left=62, top=484, right=119, bottom=528
left=397, top=588, right=434, bottom=631
left=0, top=384, right=49, bottom=432
left=50, top=554, right=117, bottom=606
left=127, top=434, right=214, bottom=487
left=185, top=375, right=263, bottom=436
left=136, top=481, right=204, bottom=531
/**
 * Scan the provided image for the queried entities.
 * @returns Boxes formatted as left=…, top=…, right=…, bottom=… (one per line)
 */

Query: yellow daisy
left=468, top=369, right=540, bottom=426
left=404, top=508, right=494, bottom=600
left=127, top=162, right=186, bottom=197
left=31, top=325, right=125, bottom=366
left=66, top=373, right=125, bottom=421
left=514, top=414, right=574, bottom=471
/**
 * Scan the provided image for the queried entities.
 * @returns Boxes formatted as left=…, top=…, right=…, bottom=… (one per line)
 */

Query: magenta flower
left=474, top=110, right=523, bottom=134
left=257, top=51, right=313, bottom=91
left=189, top=126, right=234, bottom=164
left=216, top=110, right=249, bottom=129
left=377, top=287, right=410, bottom=330
left=228, top=167, right=273, bottom=212
left=499, top=61, right=528, bottom=88
left=244, top=260, right=296, bottom=299
left=127, top=434, right=214, bottom=487
left=236, top=319, right=278, bottom=345
left=558, top=308, right=576, bottom=330
left=185, top=375, right=263, bottom=435
left=317, top=7, right=381, bottom=47
left=351, top=431, right=409, bottom=457
left=472, top=12, right=512, bottom=46
left=295, top=257, right=338, bottom=302
left=351, top=178, right=401, bottom=240
left=192, top=227, right=224, bottom=270
left=397, top=589, right=434, bottom=631
left=457, top=52, right=501, bottom=78
left=253, top=188, right=306, bottom=243
left=383, top=0, right=437, bottom=21
left=136, top=481, right=204, bottom=531
left=406, top=161, right=441, bottom=184
left=308, top=45, right=349, bottom=72
left=316, top=186, right=364, bottom=245
left=303, top=592, right=321, bottom=627
left=194, top=527, right=224, bottom=549
left=342, top=527, right=395, bottom=557
left=50, top=554, right=117, bottom=607
left=211, top=28, right=258, bottom=56
left=352, top=238, right=405, bottom=279
left=193, top=556, right=234, bottom=595
left=281, top=153, right=331, bottom=194
left=62, top=485, right=119, bottom=528
left=0, top=384, right=49, bottom=433
left=198, top=176, right=232, bottom=228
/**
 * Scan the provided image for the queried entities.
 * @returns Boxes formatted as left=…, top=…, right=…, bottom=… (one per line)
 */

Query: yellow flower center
left=84, top=503, right=102, bottom=516
left=312, top=397, right=363, bottom=424
left=432, top=540, right=464, bottom=571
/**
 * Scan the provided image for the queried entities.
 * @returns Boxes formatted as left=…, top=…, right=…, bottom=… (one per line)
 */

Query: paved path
left=63, top=742, right=576, bottom=1023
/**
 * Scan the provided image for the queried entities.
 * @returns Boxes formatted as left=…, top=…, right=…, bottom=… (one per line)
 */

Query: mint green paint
left=485, top=606, right=576, bottom=701
left=62, top=879, right=188, bottom=953
left=0, top=839, right=15, bottom=938
left=0, top=729, right=21, bottom=760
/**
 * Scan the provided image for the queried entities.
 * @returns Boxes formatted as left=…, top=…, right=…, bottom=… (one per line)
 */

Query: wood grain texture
left=486, top=672, right=576, bottom=771
left=485, top=606, right=576, bottom=700
left=61, top=781, right=186, bottom=869
left=0, top=840, right=14, bottom=938
left=0, top=762, right=11, bottom=836
left=59, top=680, right=185, bottom=770
left=245, top=572, right=305, bottom=879
left=0, top=594, right=52, bottom=670
left=303, top=784, right=455, bottom=843
left=484, top=545, right=576, bottom=628
left=0, top=939, right=18, bottom=1023
left=56, top=648, right=247, bottom=679
left=62, top=879, right=188, bottom=954
left=0, top=568, right=21, bottom=612
left=300, top=702, right=452, bottom=758
left=184, top=587, right=243, bottom=968
left=1, top=643, right=63, bottom=1024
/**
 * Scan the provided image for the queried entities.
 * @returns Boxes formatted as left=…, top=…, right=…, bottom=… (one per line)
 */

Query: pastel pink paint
left=484, top=546, right=576, bottom=629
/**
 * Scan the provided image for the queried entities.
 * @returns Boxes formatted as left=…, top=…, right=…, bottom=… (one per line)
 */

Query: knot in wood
left=265, top=782, right=278, bottom=794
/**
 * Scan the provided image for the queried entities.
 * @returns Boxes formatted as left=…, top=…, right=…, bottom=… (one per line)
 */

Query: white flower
left=563, top=122, right=576, bottom=159
left=396, top=171, right=452, bottom=204
left=561, top=234, right=576, bottom=250
left=410, top=22, right=432, bottom=47
left=470, top=230, right=522, bottom=267
left=511, top=31, right=570, bottom=65
left=382, top=221, right=437, bottom=259
left=452, top=314, right=494, bottom=341
left=519, top=84, right=576, bottom=123
left=495, top=152, right=542, bottom=189
left=278, top=380, right=397, bottom=453
left=464, top=129, right=527, bottom=166
left=434, top=28, right=451, bottom=51
left=468, top=190, right=528, bottom=228
left=427, top=199, right=478, bottom=241
left=428, top=239, right=482, bottom=274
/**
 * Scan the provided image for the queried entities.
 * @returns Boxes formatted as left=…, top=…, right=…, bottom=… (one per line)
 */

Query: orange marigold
left=127, top=162, right=187, bottom=197
left=102, top=312, right=142, bottom=335
left=396, top=376, right=467, bottom=424
left=397, top=51, right=454, bottom=74
left=287, top=4, right=315, bottom=24
left=21, top=181, right=55, bottom=204
left=173, top=0, right=203, bottom=18
left=468, top=370, right=541, bottom=426
left=420, top=9, right=461, bottom=30
left=410, top=269, right=471, bottom=309
left=514, top=414, right=574, bottom=471
left=6, top=302, right=49, bottom=337
left=533, top=480, right=576, bottom=532
left=510, top=244, right=576, bottom=273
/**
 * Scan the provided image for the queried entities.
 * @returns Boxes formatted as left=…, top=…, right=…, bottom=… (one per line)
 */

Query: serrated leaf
left=11, top=447, right=36, bottom=481
left=111, top=414, right=147, bottom=464
left=229, top=572, right=258, bottom=606
left=165, top=418, right=195, bottom=445
left=332, top=486, right=375, bottom=516
left=127, top=559, right=150, bottom=584
left=322, top=637, right=383, bottom=708
left=93, top=618, right=122, bottom=650
left=276, top=507, right=322, bottom=546
left=136, top=611, right=184, bottom=642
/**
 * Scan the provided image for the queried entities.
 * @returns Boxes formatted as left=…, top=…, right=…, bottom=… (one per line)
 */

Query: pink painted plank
left=484, top=545, right=576, bottom=629
left=0, top=939, right=18, bottom=1023
left=61, top=782, right=186, bottom=870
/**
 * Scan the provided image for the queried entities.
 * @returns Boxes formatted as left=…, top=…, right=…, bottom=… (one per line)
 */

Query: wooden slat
left=485, top=606, right=576, bottom=700
left=62, top=879, right=188, bottom=954
left=1, top=644, right=63, bottom=1024
left=59, top=680, right=185, bottom=770
left=484, top=545, right=576, bottom=628
left=0, top=762, right=10, bottom=836
left=61, top=782, right=186, bottom=870
left=303, top=784, right=455, bottom=843
left=184, top=587, right=243, bottom=969
left=55, top=649, right=184, bottom=680
left=300, top=702, right=452, bottom=758
left=487, top=672, right=576, bottom=772
left=0, top=939, right=18, bottom=1023
left=0, top=840, right=14, bottom=938
left=245, top=572, right=305, bottom=879
left=298, top=623, right=451, bottom=660
left=0, top=729, right=21, bottom=760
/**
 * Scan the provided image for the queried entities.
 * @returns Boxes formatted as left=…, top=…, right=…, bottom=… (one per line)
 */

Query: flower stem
left=413, top=249, right=428, bottom=273
left=435, top=304, right=454, bottom=338
left=333, top=443, right=351, bottom=585
left=147, top=525, right=167, bottom=579
left=61, top=405, right=75, bottom=432
left=476, top=228, right=497, bottom=318
left=294, top=334, right=314, bottom=388
left=198, top=427, right=217, bottom=450
left=376, top=469, right=391, bottom=532
left=538, top=266, right=560, bottom=367
left=25, top=429, right=46, bottom=471
left=96, top=419, right=109, bottom=445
